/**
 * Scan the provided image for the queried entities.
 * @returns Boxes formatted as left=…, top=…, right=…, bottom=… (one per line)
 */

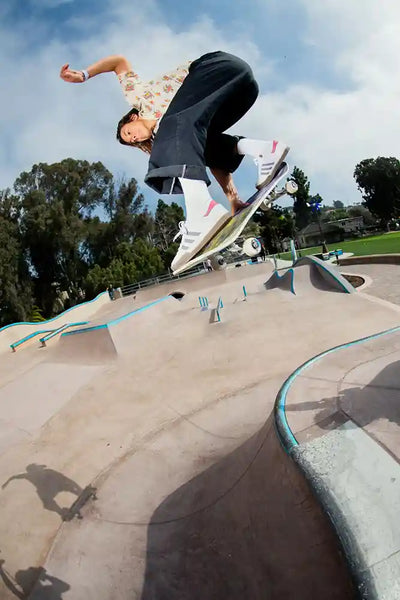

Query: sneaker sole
left=256, top=146, right=290, bottom=190
left=171, top=211, right=231, bottom=271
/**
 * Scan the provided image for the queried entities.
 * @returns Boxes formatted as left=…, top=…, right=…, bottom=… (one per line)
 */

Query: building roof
left=299, top=222, right=342, bottom=235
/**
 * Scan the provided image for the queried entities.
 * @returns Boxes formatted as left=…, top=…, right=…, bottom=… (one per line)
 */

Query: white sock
left=237, top=138, right=271, bottom=158
left=178, top=178, right=214, bottom=222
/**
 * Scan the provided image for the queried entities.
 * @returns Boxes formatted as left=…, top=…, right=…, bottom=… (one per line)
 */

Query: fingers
left=60, top=63, right=69, bottom=77
left=59, top=64, right=84, bottom=83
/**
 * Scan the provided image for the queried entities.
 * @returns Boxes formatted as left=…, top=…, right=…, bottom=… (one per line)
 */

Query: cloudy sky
left=2, top=0, right=400, bottom=213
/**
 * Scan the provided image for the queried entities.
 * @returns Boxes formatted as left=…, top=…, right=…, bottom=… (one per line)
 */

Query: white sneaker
left=255, top=141, right=290, bottom=189
left=171, top=201, right=229, bottom=271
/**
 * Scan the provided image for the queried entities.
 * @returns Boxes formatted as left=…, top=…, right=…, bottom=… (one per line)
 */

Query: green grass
left=277, top=231, right=400, bottom=261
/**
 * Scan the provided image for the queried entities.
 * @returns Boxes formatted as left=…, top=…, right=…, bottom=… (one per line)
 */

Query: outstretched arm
left=60, top=55, right=132, bottom=83
left=2, top=473, right=26, bottom=489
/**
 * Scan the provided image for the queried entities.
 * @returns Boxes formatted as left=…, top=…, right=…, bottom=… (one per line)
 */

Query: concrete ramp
left=51, top=296, right=182, bottom=363
left=28, top=414, right=354, bottom=600
left=278, top=325, right=400, bottom=598
left=51, top=326, right=118, bottom=365
left=138, top=414, right=354, bottom=599
left=3, top=261, right=400, bottom=599
left=265, top=255, right=354, bottom=295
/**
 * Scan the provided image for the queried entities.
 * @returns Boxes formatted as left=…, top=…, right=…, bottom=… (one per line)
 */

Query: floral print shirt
left=117, top=62, right=191, bottom=121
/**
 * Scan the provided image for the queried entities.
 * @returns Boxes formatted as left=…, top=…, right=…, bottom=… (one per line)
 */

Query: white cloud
left=0, top=1, right=264, bottom=209
left=31, top=0, right=75, bottom=8
left=238, top=0, right=400, bottom=203
left=1, top=0, right=400, bottom=209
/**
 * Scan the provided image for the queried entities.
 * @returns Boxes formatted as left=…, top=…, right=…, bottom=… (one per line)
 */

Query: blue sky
left=2, top=0, right=400, bottom=214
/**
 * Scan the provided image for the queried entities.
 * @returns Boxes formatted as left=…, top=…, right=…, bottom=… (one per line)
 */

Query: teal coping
left=61, top=296, right=171, bottom=337
left=0, top=291, right=108, bottom=334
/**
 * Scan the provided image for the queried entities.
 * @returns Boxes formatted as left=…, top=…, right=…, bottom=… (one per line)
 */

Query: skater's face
left=120, top=114, right=151, bottom=144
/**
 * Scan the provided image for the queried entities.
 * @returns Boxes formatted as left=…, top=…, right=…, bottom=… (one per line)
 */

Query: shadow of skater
left=140, top=415, right=354, bottom=600
left=0, top=560, right=70, bottom=599
left=2, top=464, right=82, bottom=520
left=285, top=359, right=400, bottom=432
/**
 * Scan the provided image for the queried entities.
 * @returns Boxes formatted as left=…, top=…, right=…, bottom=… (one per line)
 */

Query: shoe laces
left=173, top=221, right=188, bottom=242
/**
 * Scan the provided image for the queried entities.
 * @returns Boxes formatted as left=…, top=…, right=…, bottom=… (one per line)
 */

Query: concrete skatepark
left=0, top=256, right=400, bottom=598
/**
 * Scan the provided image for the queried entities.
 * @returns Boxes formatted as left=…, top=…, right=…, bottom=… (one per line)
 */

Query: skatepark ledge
left=275, top=324, right=400, bottom=600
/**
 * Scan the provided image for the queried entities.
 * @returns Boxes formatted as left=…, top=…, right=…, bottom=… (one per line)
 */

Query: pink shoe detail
left=203, top=199, right=218, bottom=217
left=271, top=140, right=279, bottom=154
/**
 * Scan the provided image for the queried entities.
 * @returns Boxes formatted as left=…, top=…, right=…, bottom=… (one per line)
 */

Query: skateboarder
left=60, top=51, right=289, bottom=270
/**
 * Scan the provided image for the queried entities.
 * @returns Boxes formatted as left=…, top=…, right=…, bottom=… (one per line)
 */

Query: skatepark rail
left=10, top=322, right=89, bottom=352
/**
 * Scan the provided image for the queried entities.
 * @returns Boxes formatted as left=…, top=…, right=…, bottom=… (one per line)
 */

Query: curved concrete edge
left=340, top=272, right=374, bottom=292
left=293, top=255, right=355, bottom=293
left=274, top=325, right=400, bottom=600
left=0, top=291, right=110, bottom=353
left=265, top=255, right=354, bottom=294
left=339, top=254, right=400, bottom=266
left=265, top=267, right=295, bottom=294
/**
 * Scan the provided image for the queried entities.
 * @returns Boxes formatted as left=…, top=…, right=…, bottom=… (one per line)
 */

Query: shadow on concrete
left=286, top=360, right=400, bottom=433
left=140, top=415, right=355, bottom=600
left=1, top=464, right=82, bottom=520
left=0, top=560, right=69, bottom=599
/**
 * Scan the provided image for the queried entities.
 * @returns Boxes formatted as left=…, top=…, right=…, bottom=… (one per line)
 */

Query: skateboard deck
left=173, top=162, right=290, bottom=275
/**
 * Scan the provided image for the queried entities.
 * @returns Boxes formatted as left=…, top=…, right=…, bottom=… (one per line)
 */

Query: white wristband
left=81, top=69, right=90, bottom=81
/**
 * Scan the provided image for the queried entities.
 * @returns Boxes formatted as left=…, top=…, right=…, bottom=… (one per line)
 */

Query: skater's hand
left=59, top=64, right=85, bottom=83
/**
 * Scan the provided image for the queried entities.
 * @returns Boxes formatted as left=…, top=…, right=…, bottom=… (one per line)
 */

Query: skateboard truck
left=260, top=179, right=298, bottom=211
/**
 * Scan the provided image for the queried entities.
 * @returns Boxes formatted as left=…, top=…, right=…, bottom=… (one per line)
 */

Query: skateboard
left=173, top=162, right=297, bottom=275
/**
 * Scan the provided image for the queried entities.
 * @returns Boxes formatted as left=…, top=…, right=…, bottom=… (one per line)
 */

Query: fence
left=120, top=264, right=207, bottom=297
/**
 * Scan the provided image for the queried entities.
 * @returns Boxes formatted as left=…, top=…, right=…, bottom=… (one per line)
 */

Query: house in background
left=331, top=216, right=364, bottom=234
left=297, top=216, right=364, bottom=248
left=298, top=222, right=343, bottom=248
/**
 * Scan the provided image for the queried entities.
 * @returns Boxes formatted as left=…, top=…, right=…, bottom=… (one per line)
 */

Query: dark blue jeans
left=145, top=51, right=259, bottom=194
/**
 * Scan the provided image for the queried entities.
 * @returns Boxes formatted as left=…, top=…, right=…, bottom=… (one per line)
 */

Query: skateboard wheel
left=285, top=180, right=298, bottom=195
left=210, top=254, right=227, bottom=271
left=243, top=237, right=261, bottom=257
left=260, top=200, right=271, bottom=211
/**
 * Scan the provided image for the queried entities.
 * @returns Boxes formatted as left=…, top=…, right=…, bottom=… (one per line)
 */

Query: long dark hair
left=116, top=108, right=153, bottom=154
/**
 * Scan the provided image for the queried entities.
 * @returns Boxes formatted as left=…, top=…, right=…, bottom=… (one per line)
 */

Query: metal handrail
left=10, top=329, right=53, bottom=352
left=10, top=322, right=89, bottom=352
left=40, top=322, right=89, bottom=346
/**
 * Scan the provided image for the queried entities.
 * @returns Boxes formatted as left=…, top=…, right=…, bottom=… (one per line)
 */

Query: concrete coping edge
left=0, top=291, right=109, bottom=333
left=339, top=254, right=400, bottom=266
left=273, top=324, right=400, bottom=599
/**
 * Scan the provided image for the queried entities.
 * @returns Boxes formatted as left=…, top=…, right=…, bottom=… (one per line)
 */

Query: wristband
left=81, top=69, right=90, bottom=81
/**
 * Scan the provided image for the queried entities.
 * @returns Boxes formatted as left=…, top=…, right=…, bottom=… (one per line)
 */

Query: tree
left=321, top=208, right=349, bottom=223
left=1, top=158, right=178, bottom=326
left=242, top=220, right=261, bottom=239
left=15, top=159, right=113, bottom=316
left=347, top=205, right=377, bottom=226
left=254, top=206, right=295, bottom=253
left=333, top=200, right=344, bottom=209
left=28, top=305, right=46, bottom=322
left=0, top=190, right=33, bottom=326
left=153, top=200, right=184, bottom=251
left=104, top=177, right=153, bottom=244
left=354, top=157, right=400, bottom=225
left=152, top=199, right=185, bottom=270
left=290, top=167, right=312, bottom=230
